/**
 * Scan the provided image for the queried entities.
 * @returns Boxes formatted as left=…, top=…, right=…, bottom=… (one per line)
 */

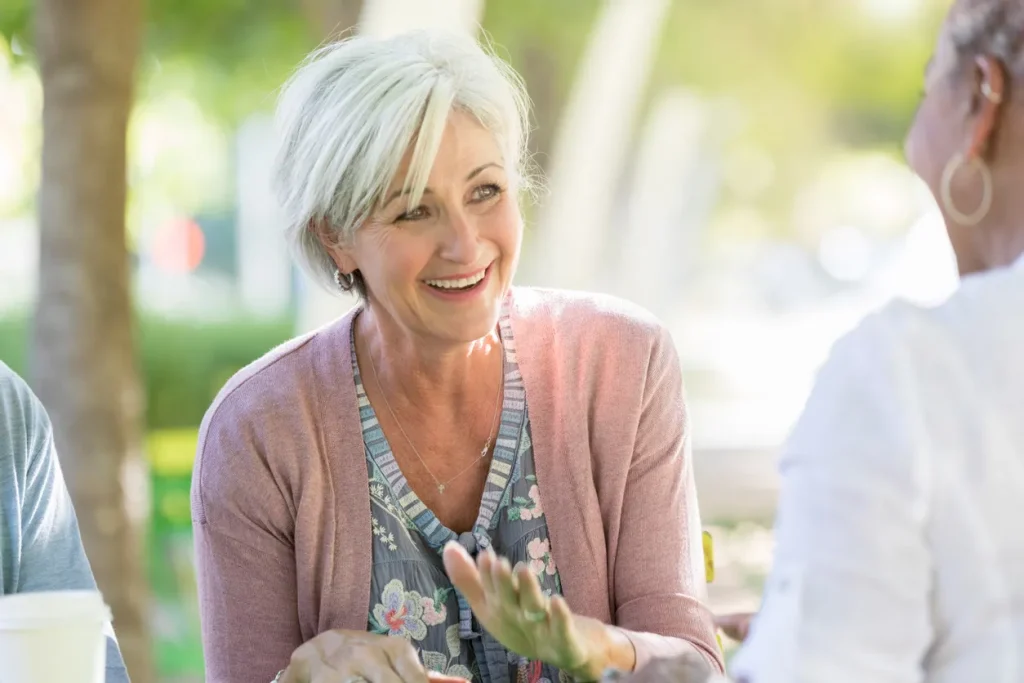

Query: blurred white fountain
left=614, top=90, right=721, bottom=316
left=525, top=0, right=672, bottom=291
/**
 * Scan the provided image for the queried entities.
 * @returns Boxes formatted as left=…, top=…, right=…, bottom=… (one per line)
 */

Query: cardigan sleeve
left=611, top=325, right=724, bottom=673
left=191, top=389, right=303, bottom=683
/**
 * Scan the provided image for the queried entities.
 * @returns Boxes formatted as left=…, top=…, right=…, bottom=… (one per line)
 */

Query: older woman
left=717, top=1, right=1024, bottom=682
left=191, top=30, right=722, bottom=683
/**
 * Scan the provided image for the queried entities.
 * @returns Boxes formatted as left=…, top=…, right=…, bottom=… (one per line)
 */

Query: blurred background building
left=0, top=0, right=953, bottom=678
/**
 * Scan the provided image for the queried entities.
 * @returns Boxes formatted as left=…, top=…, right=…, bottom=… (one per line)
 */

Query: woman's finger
left=383, top=639, right=430, bottom=683
left=322, top=662, right=372, bottom=683
left=548, top=595, right=576, bottom=644
left=348, top=641, right=409, bottom=683
left=490, top=555, right=520, bottom=610
left=426, top=674, right=472, bottom=683
left=368, top=669, right=406, bottom=683
left=361, top=658, right=405, bottom=683
left=515, top=564, right=549, bottom=622
left=442, top=542, right=487, bottom=611
left=477, top=548, right=500, bottom=603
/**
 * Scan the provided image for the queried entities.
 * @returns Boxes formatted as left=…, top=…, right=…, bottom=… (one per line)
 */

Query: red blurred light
left=151, top=217, right=205, bottom=273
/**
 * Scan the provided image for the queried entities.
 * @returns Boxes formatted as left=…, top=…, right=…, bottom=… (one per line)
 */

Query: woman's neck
left=958, top=218, right=1024, bottom=276
left=354, top=306, right=502, bottom=413
left=958, top=178, right=1024, bottom=274
left=986, top=228, right=1024, bottom=270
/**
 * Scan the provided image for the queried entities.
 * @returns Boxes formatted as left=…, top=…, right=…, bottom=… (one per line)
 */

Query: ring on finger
left=343, top=677, right=368, bottom=683
left=523, top=607, right=548, bottom=622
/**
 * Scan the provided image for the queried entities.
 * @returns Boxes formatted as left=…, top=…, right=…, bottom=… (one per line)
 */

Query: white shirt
left=732, top=256, right=1024, bottom=683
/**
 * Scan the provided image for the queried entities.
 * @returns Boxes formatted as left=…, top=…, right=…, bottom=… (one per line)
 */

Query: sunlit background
left=0, top=0, right=954, bottom=678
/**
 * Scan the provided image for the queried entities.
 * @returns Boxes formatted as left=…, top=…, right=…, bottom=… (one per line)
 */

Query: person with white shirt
left=710, top=1, right=1024, bottom=682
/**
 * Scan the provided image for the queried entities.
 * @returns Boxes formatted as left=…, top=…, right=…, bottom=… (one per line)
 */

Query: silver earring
left=333, top=267, right=354, bottom=291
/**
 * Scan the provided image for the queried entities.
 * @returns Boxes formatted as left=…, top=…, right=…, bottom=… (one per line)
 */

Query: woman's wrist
left=566, top=618, right=637, bottom=681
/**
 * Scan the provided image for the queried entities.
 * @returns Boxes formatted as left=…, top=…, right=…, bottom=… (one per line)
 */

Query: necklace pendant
left=438, top=484, right=445, bottom=494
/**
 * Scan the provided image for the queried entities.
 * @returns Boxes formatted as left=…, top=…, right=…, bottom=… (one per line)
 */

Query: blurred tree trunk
left=518, top=42, right=559, bottom=172
left=299, top=0, right=363, bottom=39
left=32, top=1, right=153, bottom=682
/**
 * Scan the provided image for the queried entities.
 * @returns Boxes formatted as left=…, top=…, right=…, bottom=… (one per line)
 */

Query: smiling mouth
left=423, top=266, right=489, bottom=292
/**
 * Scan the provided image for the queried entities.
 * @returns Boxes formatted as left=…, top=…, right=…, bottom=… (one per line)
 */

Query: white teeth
left=425, top=270, right=486, bottom=289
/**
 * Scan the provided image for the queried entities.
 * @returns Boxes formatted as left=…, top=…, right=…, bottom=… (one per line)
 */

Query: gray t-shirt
left=0, top=361, right=130, bottom=683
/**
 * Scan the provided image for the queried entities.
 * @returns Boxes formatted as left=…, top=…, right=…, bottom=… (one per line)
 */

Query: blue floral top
left=352, top=310, right=571, bottom=683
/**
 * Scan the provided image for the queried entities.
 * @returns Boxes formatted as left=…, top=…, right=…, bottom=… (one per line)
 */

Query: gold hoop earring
left=940, top=152, right=992, bottom=226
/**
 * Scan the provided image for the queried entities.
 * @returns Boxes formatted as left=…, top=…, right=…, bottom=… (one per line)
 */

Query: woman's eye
left=471, top=183, right=503, bottom=202
left=396, top=206, right=429, bottom=222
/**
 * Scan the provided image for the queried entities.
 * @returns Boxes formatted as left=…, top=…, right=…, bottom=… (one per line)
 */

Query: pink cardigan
left=191, top=288, right=723, bottom=682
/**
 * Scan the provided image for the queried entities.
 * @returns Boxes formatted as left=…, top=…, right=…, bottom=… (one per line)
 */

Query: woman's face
left=904, top=20, right=980, bottom=263
left=905, top=21, right=965, bottom=197
left=336, top=110, right=522, bottom=345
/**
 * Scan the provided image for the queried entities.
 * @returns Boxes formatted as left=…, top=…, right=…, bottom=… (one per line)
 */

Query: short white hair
left=272, top=30, right=533, bottom=292
left=948, top=0, right=1024, bottom=73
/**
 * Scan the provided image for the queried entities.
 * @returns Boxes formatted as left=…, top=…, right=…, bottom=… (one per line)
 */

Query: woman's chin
left=419, top=285, right=505, bottom=340
left=428, top=305, right=504, bottom=345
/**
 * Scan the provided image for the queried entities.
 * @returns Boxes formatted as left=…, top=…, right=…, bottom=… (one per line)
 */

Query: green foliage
left=4, top=0, right=950, bottom=140
left=0, top=315, right=293, bottom=429
left=643, top=0, right=949, bottom=236
left=3, top=0, right=957, bottom=238
left=3, top=0, right=951, bottom=132
left=0, top=316, right=28, bottom=376
left=3, top=0, right=320, bottom=122
left=653, top=1, right=944, bottom=141
left=139, top=316, right=294, bottom=428
left=0, top=0, right=30, bottom=60
left=142, top=1, right=317, bottom=122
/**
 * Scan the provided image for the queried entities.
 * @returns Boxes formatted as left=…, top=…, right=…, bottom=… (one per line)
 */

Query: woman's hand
left=280, top=629, right=470, bottom=683
left=443, top=542, right=635, bottom=681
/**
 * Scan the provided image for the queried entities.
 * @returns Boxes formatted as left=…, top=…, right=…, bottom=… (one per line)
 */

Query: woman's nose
left=440, top=210, right=482, bottom=265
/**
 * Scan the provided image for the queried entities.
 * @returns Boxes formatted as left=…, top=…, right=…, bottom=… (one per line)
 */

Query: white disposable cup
left=0, top=590, right=111, bottom=683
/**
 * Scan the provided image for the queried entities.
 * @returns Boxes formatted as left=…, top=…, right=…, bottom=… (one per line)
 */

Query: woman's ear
left=965, top=54, right=1007, bottom=160
left=311, top=218, right=358, bottom=274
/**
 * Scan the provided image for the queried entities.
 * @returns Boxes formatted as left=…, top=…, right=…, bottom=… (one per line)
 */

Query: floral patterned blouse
left=351, top=311, right=571, bottom=683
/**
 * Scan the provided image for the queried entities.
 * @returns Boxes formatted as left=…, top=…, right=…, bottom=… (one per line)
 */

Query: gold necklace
left=367, top=344, right=503, bottom=495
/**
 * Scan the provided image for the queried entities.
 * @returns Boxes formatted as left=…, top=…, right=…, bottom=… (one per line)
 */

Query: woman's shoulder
left=198, top=312, right=357, bottom=445
left=509, top=287, right=669, bottom=346
left=507, top=288, right=678, bottom=405
left=191, top=312, right=359, bottom=524
left=838, top=261, right=1024, bottom=371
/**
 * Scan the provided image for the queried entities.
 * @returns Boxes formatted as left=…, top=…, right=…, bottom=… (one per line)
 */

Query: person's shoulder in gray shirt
left=0, top=360, right=130, bottom=683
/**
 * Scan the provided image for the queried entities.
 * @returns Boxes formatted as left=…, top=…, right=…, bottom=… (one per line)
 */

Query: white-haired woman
left=191, top=31, right=722, bottom=683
